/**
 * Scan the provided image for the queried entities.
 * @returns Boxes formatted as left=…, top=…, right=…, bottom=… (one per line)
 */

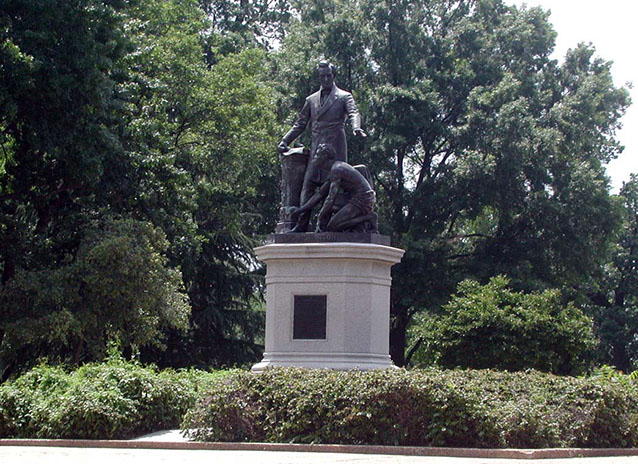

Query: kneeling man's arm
left=317, top=178, right=341, bottom=230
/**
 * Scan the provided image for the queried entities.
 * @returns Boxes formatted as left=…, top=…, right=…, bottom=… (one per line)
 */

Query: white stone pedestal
left=251, top=241, right=404, bottom=372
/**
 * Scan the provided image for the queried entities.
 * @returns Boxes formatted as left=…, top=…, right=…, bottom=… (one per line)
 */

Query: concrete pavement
left=2, top=431, right=638, bottom=463
left=2, top=446, right=638, bottom=464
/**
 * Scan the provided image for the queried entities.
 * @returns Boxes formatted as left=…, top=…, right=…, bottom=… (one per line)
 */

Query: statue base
left=266, top=232, right=390, bottom=246
left=252, top=237, right=404, bottom=372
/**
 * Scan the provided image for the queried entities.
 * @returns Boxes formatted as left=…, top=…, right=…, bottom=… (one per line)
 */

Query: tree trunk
left=404, top=336, right=424, bottom=366
left=612, top=341, right=631, bottom=373
left=73, top=339, right=85, bottom=365
left=0, top=345, right=12, bottom=383
left=389, top=298, right=409, bottom=367
left=389, top=324, right=406, bottom=366
left=1, top=255, right=15, bottom=284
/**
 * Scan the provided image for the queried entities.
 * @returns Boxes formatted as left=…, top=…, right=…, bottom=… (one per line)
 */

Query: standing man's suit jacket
left=282, top=84, right=362, bottom=184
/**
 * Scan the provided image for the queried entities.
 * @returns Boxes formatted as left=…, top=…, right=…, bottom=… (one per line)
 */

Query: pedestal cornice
left=255, top=242, right=405, bottom=264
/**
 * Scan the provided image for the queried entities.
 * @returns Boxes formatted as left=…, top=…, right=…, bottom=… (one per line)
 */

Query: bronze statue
left=290, top=144, right=377, bottom=233
left=278, top=61, right=367, bottom=232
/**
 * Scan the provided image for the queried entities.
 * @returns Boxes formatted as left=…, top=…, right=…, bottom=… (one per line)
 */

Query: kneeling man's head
left=315, top=144, right=337, bottom=164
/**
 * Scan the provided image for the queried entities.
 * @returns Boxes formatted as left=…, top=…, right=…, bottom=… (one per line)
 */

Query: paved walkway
left=2, top=431, right=638, bottom=464
left=2, top=446, right=638, bottom=464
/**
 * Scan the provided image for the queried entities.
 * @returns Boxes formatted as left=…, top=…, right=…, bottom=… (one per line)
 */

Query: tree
left=1, top=0, right=281, bottom=374
left=1, top=0, right=630, bottom=372
left=588, top=174, right=638, bottom=371
left=0, top=0, right=142, bottom=377
left=273, top=0, right=629, bottom=365
left=0, top=219, right=190, bottom=379
left=409, top=276, right=597, bottom=375
left=0, top=0, right=134, bottom=283
left=118, top=0, right=280, bottom=367
left=198, top=0, right=292, bottom=53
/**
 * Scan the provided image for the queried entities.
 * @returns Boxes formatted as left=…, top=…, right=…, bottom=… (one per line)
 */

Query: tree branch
left=446, top=211, right=460, bottom=235
left=444, top=233, right=492, bottom=243
left=445, top=252, right=480, bottom=261
left=173, top=117, right=190, bottom=149
left=373, top=173, right=391, bottom=193
left=405, top=336, right=424, bottom=366
left=431, top=150, right=454, bottom=181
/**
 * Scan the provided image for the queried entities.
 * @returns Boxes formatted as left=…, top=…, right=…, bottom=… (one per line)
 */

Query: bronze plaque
left=293, top=295, right=327, bottom=339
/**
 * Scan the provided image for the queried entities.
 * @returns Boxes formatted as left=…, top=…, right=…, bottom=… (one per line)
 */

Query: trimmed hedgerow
left=0, top=358, right=231, bottom=439
left=182, top=367, right=638, bottom=448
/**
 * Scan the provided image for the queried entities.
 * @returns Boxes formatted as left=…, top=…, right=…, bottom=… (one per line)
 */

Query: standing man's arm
left=279, top=99, right=311, bottom=153
left=345, top=93, right=366, bottom=138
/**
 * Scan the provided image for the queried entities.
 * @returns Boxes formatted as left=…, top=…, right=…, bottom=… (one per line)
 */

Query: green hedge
left=0, top=358, right=229, bottom=439
left=182, top=368, right=638, bottom=448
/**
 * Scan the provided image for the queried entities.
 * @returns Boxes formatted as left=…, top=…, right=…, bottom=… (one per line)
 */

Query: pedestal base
left=252, top=239, right=404, bottom=372
left=252, top=352, right=395, bottom=372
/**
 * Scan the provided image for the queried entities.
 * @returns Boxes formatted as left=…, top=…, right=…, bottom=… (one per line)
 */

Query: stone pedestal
left=252, top=236, right=404, bottom=372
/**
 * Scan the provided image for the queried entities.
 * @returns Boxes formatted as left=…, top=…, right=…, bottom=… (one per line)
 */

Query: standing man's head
left=318, top=60, right=336, bottom=91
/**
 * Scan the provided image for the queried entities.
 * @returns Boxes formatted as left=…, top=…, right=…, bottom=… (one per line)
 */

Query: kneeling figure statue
left=290, top=144, right=377, bottom=233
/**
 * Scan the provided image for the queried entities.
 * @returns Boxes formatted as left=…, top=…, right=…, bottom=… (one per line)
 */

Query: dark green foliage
left=0, top=0, right=278, bottom=374
left=589, top=175, right=638, bottom=371
left=198, top=0, right=292, bottom=54
left=0, top=219, right=190, bottom=374
left=409, top=276, right=597, bottom=374
left=0, top=0, right=133, bottom=277
left=0, top=356, right=229, bottom=439
left=120, top=0, right=278, bottom=367
left=182, top=367, right=638, bottom=448
left=0, top=0, right=193, bottom=375
left=113, top=0, right=279, bottom=368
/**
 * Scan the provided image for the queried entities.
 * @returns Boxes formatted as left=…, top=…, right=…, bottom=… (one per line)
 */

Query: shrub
left=409, top=276, right=597, bottom=374
left=182, top=367, right=638, bottom=448
left=0, top=357, right=230, bottom=439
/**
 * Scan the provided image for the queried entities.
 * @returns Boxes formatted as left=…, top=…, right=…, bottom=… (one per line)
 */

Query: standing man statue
left=278, top=60, right=367, bottom=232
